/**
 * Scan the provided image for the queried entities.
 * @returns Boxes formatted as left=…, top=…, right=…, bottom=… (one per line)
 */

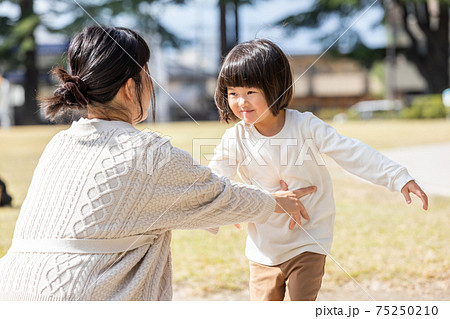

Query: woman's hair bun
left=55, top=67, right=89, bottom=107
left=39, top=67, right=89, bottom=122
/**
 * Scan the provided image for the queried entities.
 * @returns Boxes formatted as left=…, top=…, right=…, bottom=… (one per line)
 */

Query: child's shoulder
left=286, top=109, right=319, bottom=126
left=222, top=120, right=247, bottom=137
left=286, top=109, right=315, bottom=120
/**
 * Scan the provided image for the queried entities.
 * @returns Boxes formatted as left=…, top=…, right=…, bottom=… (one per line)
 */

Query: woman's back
left=1, top=119, right=176, bottom=300
left=15, top=119, right=162, bottom=240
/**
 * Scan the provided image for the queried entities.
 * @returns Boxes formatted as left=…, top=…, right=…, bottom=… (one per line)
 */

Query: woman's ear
left=122, top=78, right=135, bottom=101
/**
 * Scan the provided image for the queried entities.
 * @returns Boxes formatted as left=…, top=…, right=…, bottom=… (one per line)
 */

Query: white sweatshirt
left=209, top=110, right=414, bottom=266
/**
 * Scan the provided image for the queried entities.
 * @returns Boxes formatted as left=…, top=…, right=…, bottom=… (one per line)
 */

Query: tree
left=0, top=0, right=40, bottom=125
left=0, top=0, right=188, bottom=124
left=277, top=0, right=450, bottom=94
left=219, top=0, right=255, bottom=60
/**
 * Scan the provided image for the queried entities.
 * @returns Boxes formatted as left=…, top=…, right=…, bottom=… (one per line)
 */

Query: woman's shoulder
left=126, top=129, right=173, bottom=156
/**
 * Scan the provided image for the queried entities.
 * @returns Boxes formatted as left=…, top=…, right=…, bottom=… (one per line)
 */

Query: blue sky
left=0, top=0, right=387, bottom=70
left=157, top=0, right=386, bottom=52
left=156, top=0, right=386, bottom=71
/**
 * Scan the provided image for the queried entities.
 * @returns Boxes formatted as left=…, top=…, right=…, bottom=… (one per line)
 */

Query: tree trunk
left=22, top=37, right=40, bottom=124
left=220, top=0, right=228, bottom=61
left=219, top=0, right=241, bottom=61
left=234, top=0, right=239, bottom=45
left=400, top=3, right=449, bottom=93
left=20, top=0, right=40, bottom=125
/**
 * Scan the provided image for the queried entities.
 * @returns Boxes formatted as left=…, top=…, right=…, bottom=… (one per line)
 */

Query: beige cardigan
left=0, top=118, right=275, bottom=300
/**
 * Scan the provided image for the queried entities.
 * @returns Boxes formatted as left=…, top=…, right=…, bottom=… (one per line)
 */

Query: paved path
left=382, top=142, right=450, bottom=197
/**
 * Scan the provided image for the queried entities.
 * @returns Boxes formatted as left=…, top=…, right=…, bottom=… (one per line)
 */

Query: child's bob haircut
left=215, top=39, right=293, bottom=123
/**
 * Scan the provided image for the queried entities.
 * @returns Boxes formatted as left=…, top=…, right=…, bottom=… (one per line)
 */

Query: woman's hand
left=233, top=180, right=317, bottom=231
left=273, top=180, right=316, bottom=230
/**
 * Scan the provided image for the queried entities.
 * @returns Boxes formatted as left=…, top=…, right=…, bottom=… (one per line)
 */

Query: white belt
left=8, top=234, right=157, bottom=254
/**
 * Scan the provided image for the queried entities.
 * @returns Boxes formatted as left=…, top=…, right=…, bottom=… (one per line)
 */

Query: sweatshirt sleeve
left=208, top=127, right=238, bottom=180
left=144, top=144, right=276, bottom=231
left=307, top=114, right=414, bottom=192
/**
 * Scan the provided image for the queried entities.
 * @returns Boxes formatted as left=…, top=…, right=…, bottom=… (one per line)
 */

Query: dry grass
left=0, top=118, right=449, bottom=297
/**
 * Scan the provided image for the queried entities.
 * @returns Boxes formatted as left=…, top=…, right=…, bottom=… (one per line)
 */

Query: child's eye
left=228, top=92, right=237, bottom=96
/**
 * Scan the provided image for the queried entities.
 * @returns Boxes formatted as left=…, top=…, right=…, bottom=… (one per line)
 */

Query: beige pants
left=249, top=251, right=326, bottom=301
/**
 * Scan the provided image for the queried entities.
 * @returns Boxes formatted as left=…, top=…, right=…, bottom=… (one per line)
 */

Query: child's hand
left=401, top=180, right=428, bottom=210
left=234, top=223, right=243, bottom=230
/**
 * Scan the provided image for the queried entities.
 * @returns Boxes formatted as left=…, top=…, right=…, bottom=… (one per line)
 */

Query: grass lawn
left=0, top=118, right=449, bottom=296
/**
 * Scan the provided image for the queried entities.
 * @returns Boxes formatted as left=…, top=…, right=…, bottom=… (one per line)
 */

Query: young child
left=209, top=39, right=428, bottom=301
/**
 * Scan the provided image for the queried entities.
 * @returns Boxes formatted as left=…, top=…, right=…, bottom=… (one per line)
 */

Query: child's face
left=227, top=86, right=275, bottom=126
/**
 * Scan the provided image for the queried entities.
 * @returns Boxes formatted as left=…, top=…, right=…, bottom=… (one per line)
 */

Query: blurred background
left=1, top=0, right=450, bottom=125
left=1, top=0, right=449, bottom=301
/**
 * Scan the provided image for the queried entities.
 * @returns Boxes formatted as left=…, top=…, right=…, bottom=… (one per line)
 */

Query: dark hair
left=41, top=26, right=155, bottom=123
left=215, top=39, right=293, bottom=123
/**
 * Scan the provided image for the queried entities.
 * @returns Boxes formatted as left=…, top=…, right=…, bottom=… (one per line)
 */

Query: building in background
left=166, top=63, right=217, bottom=121
left=1, top=43, right=428, bottom=125
left=289, top=53, right=427, bottom=113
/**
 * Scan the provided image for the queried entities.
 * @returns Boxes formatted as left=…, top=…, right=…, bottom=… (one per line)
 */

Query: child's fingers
left=401, top=187, right=412, bottom=205
left=414, top=188, right=429, bottom=211
left=234, top=223, right=243, bottom=230
left=402, top=181, right=429, bottom=211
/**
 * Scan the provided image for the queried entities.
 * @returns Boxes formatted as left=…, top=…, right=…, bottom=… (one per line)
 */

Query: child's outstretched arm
left=401, top=180, right=428, bottom=210
left=307, top=113, right=429, bottom=211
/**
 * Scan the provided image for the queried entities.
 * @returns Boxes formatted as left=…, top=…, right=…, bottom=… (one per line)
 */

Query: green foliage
left=276, top=0, right=450, bottom=93
left=42, top=0, right=189, bottom=47
left=0, top=11, right=40, bottom=69
left=279, top=0, right=373, bottom=29
left=401, top=95, right=447, bottom=119
left=0, top=0, right=190, bottom=123
left=276, top=0, right=384, bottom=67
left=0, top=0, right=190, bottom=63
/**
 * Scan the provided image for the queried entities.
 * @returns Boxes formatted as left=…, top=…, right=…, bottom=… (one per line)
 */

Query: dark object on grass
left=0, top=178, right=12, bottom=207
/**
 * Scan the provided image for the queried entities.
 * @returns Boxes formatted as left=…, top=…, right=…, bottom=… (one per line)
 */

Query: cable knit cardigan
left=0, top=118, right=276, bottom=301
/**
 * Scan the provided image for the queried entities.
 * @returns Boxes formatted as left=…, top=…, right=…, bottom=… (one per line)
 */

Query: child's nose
left=238, top=96, right=247, bottom=106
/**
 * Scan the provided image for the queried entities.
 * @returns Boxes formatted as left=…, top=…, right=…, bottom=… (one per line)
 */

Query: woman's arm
left=141, top=145, right=273, bottom=231
left=141, top=145, right=310, bottom=231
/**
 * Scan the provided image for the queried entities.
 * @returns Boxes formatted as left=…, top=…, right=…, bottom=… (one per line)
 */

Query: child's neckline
left=247, top=109, right=290, bottom=138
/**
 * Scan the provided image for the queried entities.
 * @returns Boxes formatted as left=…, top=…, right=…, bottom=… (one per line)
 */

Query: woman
left=0, top=26, right=315, bottom=301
